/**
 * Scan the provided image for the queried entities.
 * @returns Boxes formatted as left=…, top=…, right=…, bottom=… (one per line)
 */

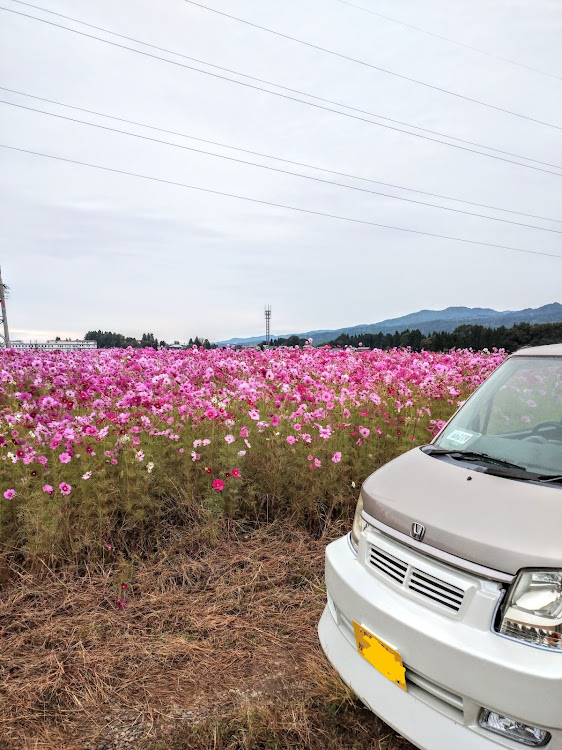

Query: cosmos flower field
left=0, top=346, right=505, bottom=563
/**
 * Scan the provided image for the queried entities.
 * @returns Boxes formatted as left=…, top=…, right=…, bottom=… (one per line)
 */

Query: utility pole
left=265, top=305, right=271, bottom=345
left=0, top=267, right=9, bottom=348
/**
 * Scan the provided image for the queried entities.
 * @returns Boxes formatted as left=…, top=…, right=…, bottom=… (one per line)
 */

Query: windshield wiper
left=423, top=446, right=526, bottom=472
left=424, top=447, right=561, bottom=483
left=536, top=475, right=562, bottom=485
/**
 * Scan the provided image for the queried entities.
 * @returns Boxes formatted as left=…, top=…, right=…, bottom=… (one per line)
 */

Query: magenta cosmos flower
left=42, top=484, right=53, bottom=493
left=59, top=482, right=72, bottom=495
left=3, top=489, right=15, bottom=500
left=212, top=478, right=225, bottom=492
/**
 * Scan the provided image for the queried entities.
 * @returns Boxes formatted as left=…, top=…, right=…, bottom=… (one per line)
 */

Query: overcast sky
left=1, top=0, right=561, bottom=343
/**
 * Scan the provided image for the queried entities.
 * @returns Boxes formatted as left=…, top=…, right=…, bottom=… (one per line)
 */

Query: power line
left=7, top=1, right=557, bottom=172
left=2, top=143, right=560, bottom=260
left=4, top=85, right=559, bottom=224
left=3, top=5, right=561, bottom=177
left=183, top=0, right=562, bottom=131
left=3, top=97, right=560, bottom=235
left=7, top=1, right=555, bottom=173
left=332, top=0, right=562, bottom=82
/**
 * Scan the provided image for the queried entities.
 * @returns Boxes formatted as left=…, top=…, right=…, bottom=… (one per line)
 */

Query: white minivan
left=319, top=344, right=562, bottom=749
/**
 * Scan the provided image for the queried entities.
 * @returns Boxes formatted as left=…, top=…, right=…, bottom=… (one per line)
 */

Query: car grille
left=368, top=544, right=465, bottom=612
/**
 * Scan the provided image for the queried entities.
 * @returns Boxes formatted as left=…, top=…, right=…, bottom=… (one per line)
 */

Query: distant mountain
left=217, top=303, right=562, bottom=346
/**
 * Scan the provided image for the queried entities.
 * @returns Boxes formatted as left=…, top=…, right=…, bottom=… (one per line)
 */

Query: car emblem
left=411, top=522, right=425, bottom=541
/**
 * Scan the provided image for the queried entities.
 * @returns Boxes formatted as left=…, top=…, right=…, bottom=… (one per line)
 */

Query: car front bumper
left=318, top=534, right=562, bottom=750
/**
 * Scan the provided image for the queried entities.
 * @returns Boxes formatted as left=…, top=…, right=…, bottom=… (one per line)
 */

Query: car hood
left=361, top=447, right=562, bottom=576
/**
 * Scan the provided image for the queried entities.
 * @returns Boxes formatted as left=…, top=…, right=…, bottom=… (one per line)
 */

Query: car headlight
left=350, top=493, right=366, bottom=552
left=497, top=569, right=562, bottom=650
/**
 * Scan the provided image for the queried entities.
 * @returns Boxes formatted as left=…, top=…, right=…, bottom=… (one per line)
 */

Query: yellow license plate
left=352, top=621, right=407, bottom=691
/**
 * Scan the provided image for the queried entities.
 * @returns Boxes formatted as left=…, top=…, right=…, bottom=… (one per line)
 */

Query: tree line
left=84, top=331, right=215, bottom=349
left=85, top=321, right=560, bottom=352
left=322, top=321, right=562, bottom=352
left=85, top=331, right=164, bottom=349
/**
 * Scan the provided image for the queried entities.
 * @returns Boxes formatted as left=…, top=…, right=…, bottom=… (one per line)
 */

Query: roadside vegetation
left=0, top=346, right=504, bottom=749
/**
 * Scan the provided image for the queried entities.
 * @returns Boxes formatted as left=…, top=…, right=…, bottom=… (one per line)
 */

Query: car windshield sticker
left=447, top=429, right=475, bottom=445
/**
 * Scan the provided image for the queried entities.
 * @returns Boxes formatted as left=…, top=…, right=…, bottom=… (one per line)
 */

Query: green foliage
left=85, top=330, right=148, bottom=348
left=264, top=335, right=308, bottom=348
left=324, top=321, right=562, bottom=353
left=0, top=395, right=456, bottom=567
left=186, top=337, right=215, bottom=349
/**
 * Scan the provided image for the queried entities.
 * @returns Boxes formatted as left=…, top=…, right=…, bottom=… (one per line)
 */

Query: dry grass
left=0, top=523, right=415, bottom=750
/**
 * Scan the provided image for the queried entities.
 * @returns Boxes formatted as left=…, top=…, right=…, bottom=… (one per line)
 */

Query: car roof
left=511, top=342, right=562, bottom=357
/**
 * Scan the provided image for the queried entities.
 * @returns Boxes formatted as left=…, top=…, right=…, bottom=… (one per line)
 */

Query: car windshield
left=433, top=355, right=562, bottom=477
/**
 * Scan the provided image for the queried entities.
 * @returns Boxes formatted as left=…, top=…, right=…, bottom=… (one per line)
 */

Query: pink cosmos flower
left=82, top=471, right=92, bottom=480
left=231, top=468, right=241, bottom=478
left=307, top=455, right=313, bottom=461
left=286, top=435, right=298, bottom=445
left=42, top=484, right=53, bottom=494
left=239, top=426, right=249, bottom=437
left=248, top=409, right=260, bottom=421
left=270, top=415, right=280, bottom=427
left=521, top=415, right=531, bottom=423
left=3, top=489, right=15, bottom=500
left=359, top=426, right=370, bottom=438
left=37, top=456, right=48, bottom=466
left=212, top=478, right=225, bottom=492
left=205, top=407, right=218, bottom=419
left=116, top=596, right=127, bottom=610
left=191, top=451, right=201, bottom=461
left=59, top=482, right=72, bottom=495
left=237, top=450, right=246, bottom=457
left=314, top=458, right=321, bottom=468
left=59, top=452, right=72, bottom=464
left=332, top=451, right=342, bottom=463
left=225, top=434, right=235, bottom=444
